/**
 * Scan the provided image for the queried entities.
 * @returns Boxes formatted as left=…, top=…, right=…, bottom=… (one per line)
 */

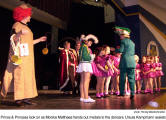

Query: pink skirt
left=156, top=71, right=164, bottom=77
left=91, top=62, right=107, bottom=77
left=141, top=73, right=147, bottom=79
left=112, top=69, right=120, bottom=77
left=148, top=72, right=156, bottom=78
left=107, top=69, right=114, bottom=77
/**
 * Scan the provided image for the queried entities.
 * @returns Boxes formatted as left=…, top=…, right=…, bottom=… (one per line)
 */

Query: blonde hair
left=134, top=55, right=139, bottom=61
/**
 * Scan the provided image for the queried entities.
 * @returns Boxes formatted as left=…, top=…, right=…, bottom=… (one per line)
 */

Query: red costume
left=59, top=49, right=76, bottom=91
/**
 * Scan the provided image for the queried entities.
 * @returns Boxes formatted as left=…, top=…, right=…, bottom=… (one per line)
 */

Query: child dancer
left=77, top=34, right=98, bottom=103
left=150, top=56, right=157, bottom=92
left=93, top=47, right=108, bottom=98
left=154, top=56, right=164, bottom=92
left=145, top=56, right=155, bottom=94
left=112, top=51, right=121, bottom=95
left=134, top=55, right=141, bottom=94
left=103, top=45, right=114, bottom=97
left=141, top=56, right=148, bottom=93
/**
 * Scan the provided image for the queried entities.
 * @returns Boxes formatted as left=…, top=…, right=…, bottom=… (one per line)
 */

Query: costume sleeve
left=81, top=46, right=91, bottom=61
left=119, top=41, right=125, bottom=53
left=95, top=56, right=100, bottom=64
left=138, top=64, right=141, bottom=69
left=115, top=41, right=125, bottom=53
left=68, top=61, right=71, bottom=65
left=12, top=22, right=22, bottom=33
left=11, top=23, right=22, bottom=44
left=151, top=64, right=156, bottom=69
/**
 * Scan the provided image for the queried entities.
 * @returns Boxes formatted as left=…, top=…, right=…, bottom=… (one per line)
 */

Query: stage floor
left=0, top=90, right=166, bottom=109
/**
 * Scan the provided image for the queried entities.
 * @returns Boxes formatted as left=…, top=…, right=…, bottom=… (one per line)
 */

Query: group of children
left=138, top=55, right=164, bottom=94
left=76, top=33, right=164, bottom=103
left=91, top=45, right=164, bottom=98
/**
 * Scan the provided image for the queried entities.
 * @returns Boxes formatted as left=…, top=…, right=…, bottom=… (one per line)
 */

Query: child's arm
left=145, top=69, right=153, bottom=74
left=96, top=64, right=108, bottom=73
left=107, top=60, right=114, bottom=73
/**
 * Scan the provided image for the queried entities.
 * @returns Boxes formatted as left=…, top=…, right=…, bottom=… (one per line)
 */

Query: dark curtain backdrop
left=68, top=3, right=115, bottom=47
left=21, top=0, right=72, bottom=22
left=68, top=3, right=116, bottom=89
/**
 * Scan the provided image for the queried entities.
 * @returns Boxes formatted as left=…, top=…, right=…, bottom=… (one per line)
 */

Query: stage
left=0, top=90, right=166, bottom=109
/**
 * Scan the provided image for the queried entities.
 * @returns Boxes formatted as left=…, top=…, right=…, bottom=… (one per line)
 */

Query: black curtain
left=21, top=0, right=72, bottom=22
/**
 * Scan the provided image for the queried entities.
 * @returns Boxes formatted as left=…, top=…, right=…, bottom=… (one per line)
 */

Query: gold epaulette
left=83, top=44, right=89, bottom=54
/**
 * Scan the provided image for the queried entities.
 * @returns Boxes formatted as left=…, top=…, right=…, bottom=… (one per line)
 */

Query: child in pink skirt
left=111, top=52, right=121, bottom=95
left=134, top=55, right=141, bottom=94
left=141, top=56, right=148, bottom=93
left=145, top=56, right=155, bottom=94
left=154, top=56, right=164, bottom=92
left=92, top=47, right=108, bottom=98
left=103, top=45, right=114, bottom=97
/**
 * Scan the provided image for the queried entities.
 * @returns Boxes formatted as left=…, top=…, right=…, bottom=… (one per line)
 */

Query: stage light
left=95, top=0, right=100, bottom=2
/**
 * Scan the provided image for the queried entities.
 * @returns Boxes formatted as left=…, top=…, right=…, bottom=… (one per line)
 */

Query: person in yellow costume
left=0, top=4, right=47, bottom=106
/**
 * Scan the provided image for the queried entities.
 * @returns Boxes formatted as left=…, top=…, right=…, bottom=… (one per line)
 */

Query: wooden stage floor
left=0, top=90, right=166, bottom=109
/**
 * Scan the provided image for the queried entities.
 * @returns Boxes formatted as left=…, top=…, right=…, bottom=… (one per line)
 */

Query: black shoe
left=72, top=88, right=77, bottom=95
left=15, top=100, right=25, bottom=107
left=78, top=90, right=80, bottom=96
left=104, top=94, right=110, bottom=98
left=130, top=95, right=134, bottom=99
left=23, top=99, right=37, bottom=105
left=118, top=94, right=125, bottom=97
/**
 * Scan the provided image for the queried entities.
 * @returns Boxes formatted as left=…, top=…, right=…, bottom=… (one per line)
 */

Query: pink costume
left=155, top=63, right=164, bottom=77
left=92, top=56, right=107, bottom=77
left=105, top=55, right=114, bottom=77
left=112, top=56, right=120, bottom=77
left=141, top=63, right=149, bottom=79
left=135, top=63, right=141, bottom=80
left=88, top=48, right=96, bottom=75
left=147, top=63, right=156, bottom=78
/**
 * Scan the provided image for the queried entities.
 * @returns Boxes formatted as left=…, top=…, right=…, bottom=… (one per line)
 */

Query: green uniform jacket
left=79, top=43, right=91, bottom=62
left=116, top=38, right=136, bottom=69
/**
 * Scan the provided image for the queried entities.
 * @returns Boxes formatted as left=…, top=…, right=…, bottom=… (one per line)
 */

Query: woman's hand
left=33, top=36, right=47, bottom=45
left=39, top=36, right=47, bottom=42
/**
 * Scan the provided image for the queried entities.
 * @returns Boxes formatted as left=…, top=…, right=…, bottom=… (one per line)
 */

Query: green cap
left=115, top=26, right=131, bottom=33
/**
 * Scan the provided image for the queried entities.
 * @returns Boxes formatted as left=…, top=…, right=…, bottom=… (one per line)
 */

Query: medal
left=11, top=55, right=22, bottom=65
left=105, top=65, right=109, bottom=70
left=42, top=42, right=48, bottom=55
left=42, top=32, right=50, bottom=55
left=42, top=48, right=48, bottom=55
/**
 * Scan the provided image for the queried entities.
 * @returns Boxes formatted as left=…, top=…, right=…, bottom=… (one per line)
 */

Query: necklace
left=19, top=21, right=28, bottom=26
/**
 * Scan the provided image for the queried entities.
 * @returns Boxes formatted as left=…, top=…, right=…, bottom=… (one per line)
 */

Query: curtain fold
left=21, top=0, right=71, bottom=22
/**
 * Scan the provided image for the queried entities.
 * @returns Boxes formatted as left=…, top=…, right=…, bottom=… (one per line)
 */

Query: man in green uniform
left=115, top=26, right=136, bottom=99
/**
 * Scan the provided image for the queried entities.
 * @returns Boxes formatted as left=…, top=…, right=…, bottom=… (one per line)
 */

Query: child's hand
left=103, top=69, right=108, bottom=73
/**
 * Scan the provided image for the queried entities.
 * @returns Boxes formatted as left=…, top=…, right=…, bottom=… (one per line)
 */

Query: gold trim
left=161, top=87, right=166, bottom=90
left=111, top=0, right=139, bottom=16
left=140, top=14, right=166, bottom=40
